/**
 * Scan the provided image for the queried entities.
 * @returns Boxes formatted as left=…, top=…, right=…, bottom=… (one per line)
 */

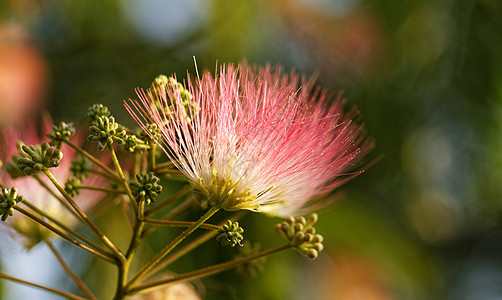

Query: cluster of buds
left=152, top=75, right=199, bottom=123
left=87, top=116, right=126, bottom=151
left=87, top=103, right=111, bottom=123
left=275, top=213, right=324, bottom=259
left=0, top=187, right=24, bottom=221
left=64, top=177, right=81, bottom=197
left=216, top=220, right=244, bottom=247
left=130, top=172, right=163, bottom=205
left=70, top=156, right=91, bottom=180
left=123, top=134, right=143, bottom=152
left=16, top=142, right=63, bottom=175
left=234, top=242, right=266, bottom=277
left=140, top=123, right=161, bottom=145
left=46, top=122, right=75, bottom=148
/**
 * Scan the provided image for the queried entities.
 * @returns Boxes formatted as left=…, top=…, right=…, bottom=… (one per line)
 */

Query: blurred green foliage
left=1, top=0, right=502, bottom=299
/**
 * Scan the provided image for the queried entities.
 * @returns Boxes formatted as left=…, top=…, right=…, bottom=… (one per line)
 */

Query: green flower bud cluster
left=88, top=116, right=126, bottom=151
left=64, top=177, right=81, bottom=197
left=87, top=104, right=111, bottom=124
left=140, top=123, right=161, bottom=145
left=216, top=220, right=244, bottom=247
left=70, top=156, right=91, bottom=180
left=16, top=142, right=63, bottom=175
left=6, top=143, right=27, bottom=179
left=46, top=122, right=75, bottom=148
left=123, top=134, right=142, bottom=152
left=152, top=75, right=199, bottom=123
left=130, top=172, right=162, bottom=205
left=234, top=242, right=266, bottom=277
left=0, top=187, right=23, bottom=221
left=275, top=213, right=324, bottom=259
left=167, top=76, right=193, bottom=103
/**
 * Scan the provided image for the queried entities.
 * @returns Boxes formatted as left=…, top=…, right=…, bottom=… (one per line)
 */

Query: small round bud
left=305, top=227, right=316, bottom=235
left=294, top=223, right=303, bottom=232
left=305, top=249, right=318, bottom=260
left=312, top=234, right=323, bottom=243
left=295, top=216, right=306, bottom=226
left=307, top=213, right=318, bottom=225
left=313, top=243, right=324, bottom=252
left=274, top=223, right=282, bottom=234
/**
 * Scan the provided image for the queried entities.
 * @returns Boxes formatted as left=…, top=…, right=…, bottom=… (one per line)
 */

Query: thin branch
left=107, top=144, right=138, bottom=215
left=14, top=206, right=116, bottom=263
left=64, top=139, right=119, bottom=181
left=143, top=218, right=221, bottom=231
left=127, top=244, right=291, bottom=295
left=33, top=175, right=81, bottom=221
left=43, top=169, right=125, bottom=264
left=144, top=185, right=193, bottom=217
left=46, top=240, right=97, bottom=300
left=78, top=185, right=126, bottom=194
left=21, top=200, right=112, bottom=257
left=146, top=212, right=245, bottom=277
left=88, top=169, right=120, bottom=183
left=0, top=271, right=87, bottom=300
left=126, top=207, right=220, bottom=289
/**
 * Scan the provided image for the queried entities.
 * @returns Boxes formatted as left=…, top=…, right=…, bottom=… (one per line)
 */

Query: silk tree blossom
left=130, top=275, right=201, bottom=300
left=126, top=64, right=371, bottom=217
left=0, top=117, right=107, bottom=248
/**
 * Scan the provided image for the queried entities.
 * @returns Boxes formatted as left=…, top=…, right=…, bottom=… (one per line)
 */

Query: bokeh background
left=1, top=0, right=502, bottom=299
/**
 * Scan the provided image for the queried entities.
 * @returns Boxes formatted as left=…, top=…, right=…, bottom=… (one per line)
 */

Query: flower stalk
left=43, top=169, right=125, bottom=263
left=126, top=206, right=220, bottom=289
left=0, top=271, right=88, bottom=300
left=127, top=244, right=291, bottom=295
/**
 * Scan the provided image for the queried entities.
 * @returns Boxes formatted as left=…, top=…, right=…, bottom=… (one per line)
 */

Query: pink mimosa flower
left=0, top=117, right=107, bottom=248
left=130, top=275, right=201, bottom=300
left=126, top=64, right=371, bottom=217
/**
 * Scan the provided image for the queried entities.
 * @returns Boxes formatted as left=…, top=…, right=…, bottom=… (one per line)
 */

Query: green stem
left=146, top=213, right=245, bottom=277
left=114, top=201, right=145, bottom=300
left=153, top=161, right=174, bottom=172
left=108, top=144, right=138, bottom=214
left=78, top=185, right=126, bottom=194
left=133, top=151, right=141, bottom=175
left=43, top=169, right=125, bottom=264
left=126, top=207, right=220, bottom=289
left=64, top=139, right=119, bottom=181
left=144, top=185, right=192, bottom=217
left=14, top=206, right=116, bottom=263
left=143, top=218, right=221, bottom=230
left=125, top=200, right=145, bottom=258
left=33, top=175, right=81, bottom=221
left=141, top=197, right=196, bottom=239
left=45, top=240, right=97, bottom=300
left=128, top=244, right=291, bottom=295
left=88, top=169, right=120, bottom=183
left=148, top=144, right=156, bottom=172
left=0, top=271, right=87, bottom=300
left=21, top=200, right=112, bottom=258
